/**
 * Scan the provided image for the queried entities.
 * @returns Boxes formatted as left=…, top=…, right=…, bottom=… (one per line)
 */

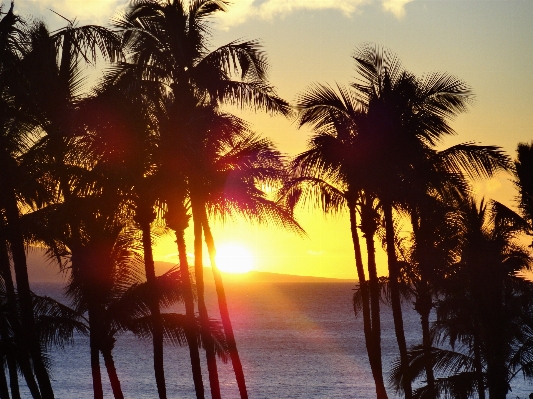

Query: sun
left=214, top=243, right=255, bottom=274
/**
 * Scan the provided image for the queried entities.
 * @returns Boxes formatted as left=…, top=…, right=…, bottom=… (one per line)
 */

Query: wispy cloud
left=16, top=0, right=126, bottom=27
left=381, top=0, right=414, bottom=19
left=216, top=0, right=415, bottom=28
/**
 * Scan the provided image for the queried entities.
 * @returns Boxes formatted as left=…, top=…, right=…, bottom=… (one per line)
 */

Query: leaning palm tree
left=115, top=1, right=289, bottom=398
left=181, top=106, right=302, bottom=399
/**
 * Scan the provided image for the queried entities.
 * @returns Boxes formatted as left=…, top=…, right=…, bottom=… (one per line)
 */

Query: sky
left=13, top=0, right=533, bottom=279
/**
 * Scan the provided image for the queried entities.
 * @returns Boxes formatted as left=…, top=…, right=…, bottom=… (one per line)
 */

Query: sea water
left=27, top=282, right=533, bottom=398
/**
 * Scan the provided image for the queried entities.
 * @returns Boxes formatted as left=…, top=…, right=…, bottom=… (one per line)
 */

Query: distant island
left=25, top=249, right=354, bottom=284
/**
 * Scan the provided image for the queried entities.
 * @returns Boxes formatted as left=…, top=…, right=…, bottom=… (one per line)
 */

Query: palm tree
left=115, top=2, right=289, bottom=397
left=79, top=68, right=171, bottom=398
left=431, top=199, right=533, bottom=399
left=288, top=44, right=510, bottom=398
left=349, top=44, right=513, bottom=399
left=280, top=81, right=388, bottom=398
left=182, top=106, right=302, bottom=399
left=0, top=8, right=56, bottom=397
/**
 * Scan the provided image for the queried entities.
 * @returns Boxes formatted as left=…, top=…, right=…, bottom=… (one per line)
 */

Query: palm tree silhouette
left=115, top=1, right=289, bottom=397
left=281, top=82, right=388, bottom=398
left=287, top=43, right=510, bottom=399
left=431, top=199, right=533, bottom=399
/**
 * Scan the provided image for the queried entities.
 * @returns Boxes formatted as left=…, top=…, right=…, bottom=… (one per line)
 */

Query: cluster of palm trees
left=0, top=1, right=297, bottom=399
left=281, top=45, right=533, bottom=399
left=2, top=1, right=533, bottom=399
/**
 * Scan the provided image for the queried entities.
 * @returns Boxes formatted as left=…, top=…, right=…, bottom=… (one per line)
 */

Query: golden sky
left=19, top=0, right=533, bottom=279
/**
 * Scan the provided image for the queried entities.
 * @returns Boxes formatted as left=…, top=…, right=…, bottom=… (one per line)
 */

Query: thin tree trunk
left=139, top=217, right=167, bottom=399
left=473, top=334, right=485, bottom=399
left=411, top=212, right=436, bottom=397
left=102, top=348, right=125, bottom=399
left=174, top=224, right=205, bottom=399
left=383, top=203, right=412, bottom=399
left=201, top=211, right=249, bottom=399
left=362, top=223, right=387, bottom=399
left=418, top=295, right=435, bottom=397
left=2, top=190, right=54, bottom=399
left=6, top=357, right=20, bottom=399
left=0, top=362, right=9, bottom=399
left=191, top=202, right=221, bottom=399
left=0, top=239, right=22, bottom=399
left=88, top=307, right=104, bottom=399
left=348, top=204, right=387, bottom=399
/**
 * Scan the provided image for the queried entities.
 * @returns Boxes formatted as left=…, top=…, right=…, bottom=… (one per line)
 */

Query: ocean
left=27, top=282, right=533, bottom=398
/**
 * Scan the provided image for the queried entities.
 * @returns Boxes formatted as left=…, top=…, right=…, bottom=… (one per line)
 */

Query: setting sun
left=214, top=243, right=255, bottom=274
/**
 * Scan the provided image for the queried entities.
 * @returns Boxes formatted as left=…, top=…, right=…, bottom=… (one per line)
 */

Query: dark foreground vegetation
left=1, top=1, right=533, bottom=398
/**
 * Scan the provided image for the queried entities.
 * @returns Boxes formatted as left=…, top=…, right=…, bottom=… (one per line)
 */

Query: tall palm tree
left=183, top=107, right=302, bottom=399
left=79, top=69, right=170, bottom=398
left=115, top=2, right=289, bottom=397
left=0, top=8, right=56, bottom=398
left=279, top=82, right=389, bottom=398
left=350, top=44, right=512, bottom=399
left=289, top=44, right=510, bottom=398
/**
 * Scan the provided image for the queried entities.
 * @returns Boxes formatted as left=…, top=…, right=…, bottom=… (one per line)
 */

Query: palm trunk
left=201, top=211, right=249, bottom=399
left=139, top=217, right=167, bottom=399
left=2, top=189, right=54, bottom=399
left=191, top=202, right=221, bottom=399
left=0, top=239, right=22, bottom=399
left=383, top=203, right=412, bottom=399
left=102, top=348, right=125, bottom=399
left=418, top=294, right=435, bottom=397
left=362, top=225, right=387, bottom=399
left=6, top=357, right=21, bottom=399
left=88, top=307, right=104, bottom=399
left=348, top=204, right=387, bottom=399
left=411, top=212, right=436, bottom=397
left=473, top=334, right=485, bottom=399
left=174, top=225, right=205, bottom=399
left=0, top=363, right=9, bottom=399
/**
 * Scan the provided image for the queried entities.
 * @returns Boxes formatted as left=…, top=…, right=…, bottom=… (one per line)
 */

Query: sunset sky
left=17, top=0, right=533, bottom=279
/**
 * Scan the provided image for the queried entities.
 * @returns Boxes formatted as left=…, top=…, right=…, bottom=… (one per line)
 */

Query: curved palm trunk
left=201, top=210, right=248, bottom=399
left=191, top=202, right=221, bottom=399
left=348, top=204, right=387, bottom=399
left=383, top=203, right=412, bottom=399
left=102, top=348, right=125, bottom=399
left=173, top=224, right=205, bottom=399
left=88, top=307, right=104, bottom=399
left=139, top=217, right=167, bottom=399
left=2, top=189, right=54, bottom=399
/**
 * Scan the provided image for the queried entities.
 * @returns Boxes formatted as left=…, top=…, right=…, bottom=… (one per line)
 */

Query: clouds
left=16, top=0, right=415, bottom=29
left=216, top=0, right=415, bottom=28
left=15, top=0, right=126, bottom=27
